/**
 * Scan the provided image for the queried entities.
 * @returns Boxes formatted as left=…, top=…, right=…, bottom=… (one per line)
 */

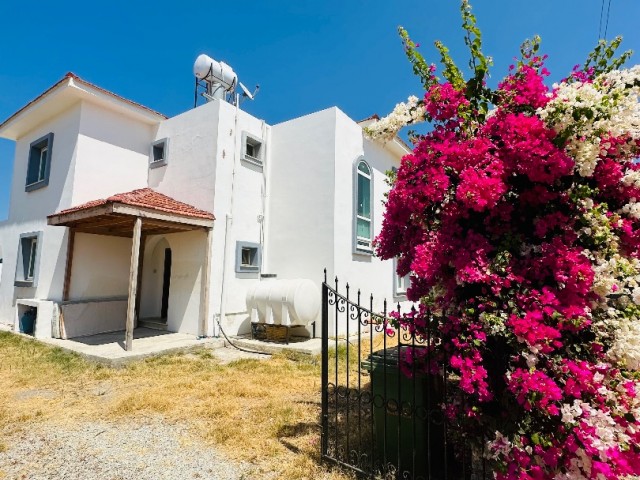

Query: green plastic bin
left=362, top=345, right=446, bottom=478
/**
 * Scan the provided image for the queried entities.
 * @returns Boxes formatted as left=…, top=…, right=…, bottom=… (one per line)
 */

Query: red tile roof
left=49, top=188, right=214, bottom=220
left=357, top=114, right=380, bottom=123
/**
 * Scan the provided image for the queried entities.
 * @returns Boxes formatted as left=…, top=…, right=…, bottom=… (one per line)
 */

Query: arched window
left=355, top=159, right=372, bottom=253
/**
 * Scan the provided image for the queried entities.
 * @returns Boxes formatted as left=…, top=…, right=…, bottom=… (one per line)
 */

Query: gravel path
left=0, top=418, right=249, bottom=480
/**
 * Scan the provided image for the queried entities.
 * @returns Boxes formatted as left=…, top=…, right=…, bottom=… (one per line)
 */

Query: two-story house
left=0, top=65, right=410, bottom=350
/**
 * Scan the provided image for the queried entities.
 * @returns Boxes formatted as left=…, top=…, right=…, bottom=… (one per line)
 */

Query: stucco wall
left=267, top=108, right=337, bottom=282
left=331, top=111, right=415, bottom=335
left=333, top=110, right=405, bottom=307
left=67, top=233, right=132, bottom=300
left=164, top=230, right=206, bottom=335
left=209, top=101, right=269, bottom=335
left=72, top=101, right=152, bottom=205
left=148, top=100, right=219, bottom=212
left=0, top=104, right=82, bottom=325
left=7, top=104, right=81, bottom=222
left=139, top=236, right=170, bottom=320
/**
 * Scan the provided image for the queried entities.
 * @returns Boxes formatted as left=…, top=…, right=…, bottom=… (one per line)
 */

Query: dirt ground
left=0, top=332, right=353, bottom=480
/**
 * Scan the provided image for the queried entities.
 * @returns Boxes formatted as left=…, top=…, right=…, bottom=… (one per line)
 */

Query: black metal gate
left=320, top=271, right=488, bottom=480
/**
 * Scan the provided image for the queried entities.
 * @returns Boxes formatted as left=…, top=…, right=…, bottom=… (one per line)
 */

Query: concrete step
left=138, top=320, right=168, bottom=331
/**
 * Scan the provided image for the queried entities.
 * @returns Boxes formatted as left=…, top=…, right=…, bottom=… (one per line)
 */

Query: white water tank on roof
left=193, top=54, right=237, bottom=90
left=246, top=279, right=320, bottom=327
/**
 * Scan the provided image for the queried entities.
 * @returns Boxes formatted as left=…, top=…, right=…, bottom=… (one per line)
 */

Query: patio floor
left=40, top=328, right=224, bottom=365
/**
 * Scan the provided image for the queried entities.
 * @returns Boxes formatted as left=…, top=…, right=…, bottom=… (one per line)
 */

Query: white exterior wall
left=265, top=108, right=338, bottom=336
left=267, top=108, right=337, bottom=281
left=148, top=100, right=219, bottom=212
left=209, top=101, right=270, bottom=335
left=0, top=104, right=82, bottom=326
left=72, top=102, right=151, bottom=204
left=332, top=110, right=405, bottom=313
left=0, top=100, right=155, bottom=333
left=139, top=236, right=170, bottom=319
left=146, top=99, right=269, bottom=336
left=68, top=233, right=132, bottom=300
left=163, top=230, right=206, bottom=335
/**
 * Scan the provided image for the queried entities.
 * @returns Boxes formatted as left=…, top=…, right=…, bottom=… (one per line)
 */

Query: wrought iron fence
left=320, top=271, right=489, bottom=480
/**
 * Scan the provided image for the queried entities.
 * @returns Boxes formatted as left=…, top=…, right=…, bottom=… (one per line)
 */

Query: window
left=26, top=133, right=54, bottom=191
left=150, top=138, right=169, bottom=168
left=235, top=241, right=261, bottom=273
left=355, top=159, right=373, bottom=253
left=242, top=132, right=264, bottom=167
left=15, top=232, right=41, bottom=287
left=395, top=272, right=411, bottom=296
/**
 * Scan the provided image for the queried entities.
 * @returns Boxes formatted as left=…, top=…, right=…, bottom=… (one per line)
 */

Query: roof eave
left=0, top=74, right=166, bottom=141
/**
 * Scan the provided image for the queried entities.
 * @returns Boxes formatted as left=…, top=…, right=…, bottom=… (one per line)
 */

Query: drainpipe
left=217, top=93, right=240, bottom=335
left=259, top=119, right=269, bottom=276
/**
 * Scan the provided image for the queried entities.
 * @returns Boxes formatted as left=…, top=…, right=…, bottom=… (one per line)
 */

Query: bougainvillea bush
left=366, top=2, right=640, bottom=479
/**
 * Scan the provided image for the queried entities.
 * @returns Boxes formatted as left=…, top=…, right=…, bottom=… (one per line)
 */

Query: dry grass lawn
left=0, top=331, right=357, bottom=480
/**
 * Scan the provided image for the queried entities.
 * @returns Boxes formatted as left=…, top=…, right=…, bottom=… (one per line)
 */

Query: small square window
left=26, top=133, right=54, bottom=192
left=235, top=241, right=261, bottom=273
left=394, top=258, right=411, bottom=296
left=241, top=247, right=256, bottom=267
left=150, top=138, right=169, bottom=168
left=242, top=132, right=264, bottom=167
left=395, top=272, right=411, bottom=295
left=15, top=232, right=41, bottom=287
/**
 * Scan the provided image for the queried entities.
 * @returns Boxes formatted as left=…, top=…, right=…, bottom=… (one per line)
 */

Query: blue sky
left=0, top=0, right=638, bottom=220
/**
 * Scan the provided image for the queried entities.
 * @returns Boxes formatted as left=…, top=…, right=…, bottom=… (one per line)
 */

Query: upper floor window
left=150, top=138, right=168, bottom=168
left=25, top=133, right=54, bottom=192
left=355, top=159, right=373, bottom=253
left=242, top=132, right=264, bottom=167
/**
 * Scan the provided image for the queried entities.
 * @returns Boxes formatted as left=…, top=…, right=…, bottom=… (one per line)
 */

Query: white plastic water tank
left=246, top=279, right=320, bottom=327
left=193, top=54, right=237, bottom=89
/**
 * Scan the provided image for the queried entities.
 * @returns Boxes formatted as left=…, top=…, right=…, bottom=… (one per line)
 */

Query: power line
left=604, top=0, right=613, bottom=39
left=599, top=1, right=605, bottom=39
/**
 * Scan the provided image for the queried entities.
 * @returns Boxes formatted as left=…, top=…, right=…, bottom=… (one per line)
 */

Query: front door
left=160, top=248, right=171, bottom=320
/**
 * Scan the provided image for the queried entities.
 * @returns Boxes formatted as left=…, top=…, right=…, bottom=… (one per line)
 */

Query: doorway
left=160, top=248, right=171, bottom=320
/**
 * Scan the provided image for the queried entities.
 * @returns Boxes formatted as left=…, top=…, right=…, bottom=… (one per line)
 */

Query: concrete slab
left=225, top=334, right=322, bottom=356
left=40, top=328, right=224, bottom=366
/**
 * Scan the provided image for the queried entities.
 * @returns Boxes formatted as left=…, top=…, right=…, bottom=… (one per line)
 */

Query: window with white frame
left=26, top=133, right=54, bottom=191
left=150, top=138, right=169, bottom=168
left=15, top=232, right=41, bottom=287
left=241, top=132, right=264, bottom=167
left=355, top=159, right=373, bottom=253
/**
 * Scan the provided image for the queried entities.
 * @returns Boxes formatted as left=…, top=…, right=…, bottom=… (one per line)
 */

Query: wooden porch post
left=199, top=227, right=214, bottom=337
left=125, top=217, right=142, bottom=351
left=62, top=228, right=75, bottom=301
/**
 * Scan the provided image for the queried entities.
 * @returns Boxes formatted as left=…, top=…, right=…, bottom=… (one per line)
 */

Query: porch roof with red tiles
left=48, top=188, right=214, bottom=237
left=50, top=188, right=214, bottom=220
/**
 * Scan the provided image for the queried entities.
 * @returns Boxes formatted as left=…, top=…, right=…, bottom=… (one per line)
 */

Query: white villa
left=0, top=63, right=410, bottom=350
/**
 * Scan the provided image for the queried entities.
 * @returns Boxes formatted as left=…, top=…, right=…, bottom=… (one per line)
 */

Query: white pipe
left=259, top=119, right=268, bottom=277
left=218, top=93, right=241, bottom=334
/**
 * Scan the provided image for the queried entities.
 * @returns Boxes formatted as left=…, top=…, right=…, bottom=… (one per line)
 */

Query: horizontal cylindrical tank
left=193, top=54, right=237, bottom=90
left=246, top=279, right=320, bottom=326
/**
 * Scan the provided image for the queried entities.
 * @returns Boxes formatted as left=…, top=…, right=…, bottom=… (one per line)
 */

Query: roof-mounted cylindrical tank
left=193, top=54, right=237, bottom=90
